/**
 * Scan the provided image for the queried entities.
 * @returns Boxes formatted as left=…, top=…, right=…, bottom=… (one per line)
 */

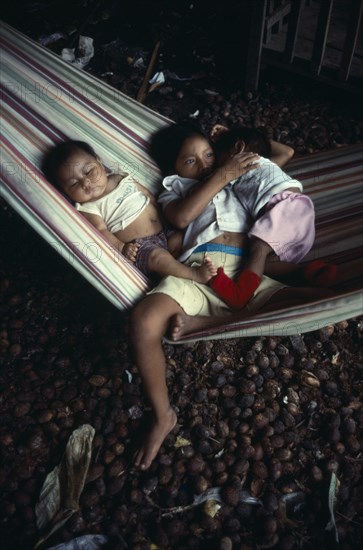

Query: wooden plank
left=262, top=47, right=363, bottom=96
left=339, top=0, right=363, bottom=81
left=265, top=2, right=290, bottom=27
left=265, top=1, right=291, bottom=44
left=311, top=0, right=334, bottom=75
left=284, top=0, right=304, bottom=64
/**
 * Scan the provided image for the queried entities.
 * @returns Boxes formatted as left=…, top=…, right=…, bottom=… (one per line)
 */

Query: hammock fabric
left=1, top=22, right=362, bottom=342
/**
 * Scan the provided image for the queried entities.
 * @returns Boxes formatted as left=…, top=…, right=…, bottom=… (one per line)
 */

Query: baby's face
left=56, top=149, right=108, bottom=203
left=174, top=135, right=215, bottom=180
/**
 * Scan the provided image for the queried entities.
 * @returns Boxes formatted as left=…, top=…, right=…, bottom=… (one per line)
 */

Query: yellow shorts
left=149, top=250, right=286, bottom=316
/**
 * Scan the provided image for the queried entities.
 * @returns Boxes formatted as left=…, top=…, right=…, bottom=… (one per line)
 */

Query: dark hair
left=149, top=122, right=209, bottom=177
left=214, top=124, right=271, bottom=158
left=42, top=140, right=97, bottom=186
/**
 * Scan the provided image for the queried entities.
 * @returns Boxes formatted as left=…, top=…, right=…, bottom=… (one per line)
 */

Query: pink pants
left=248, top=191, right=315, bottom=262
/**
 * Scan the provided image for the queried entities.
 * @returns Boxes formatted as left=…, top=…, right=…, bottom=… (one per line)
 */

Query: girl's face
left=174, top=134, right=216, bottom=180
left=55, top=149, right=108, bottom=203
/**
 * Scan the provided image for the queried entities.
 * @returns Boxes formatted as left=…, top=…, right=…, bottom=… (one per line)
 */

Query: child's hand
left=210, top=123, right=229, bottom=142
left=220, top=151, right=260, bottom=182
left=122, top=242, right=140, bottom=262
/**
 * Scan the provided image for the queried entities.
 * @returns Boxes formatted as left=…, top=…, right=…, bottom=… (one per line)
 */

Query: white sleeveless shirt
left=76, top=174, right=149, bottom=232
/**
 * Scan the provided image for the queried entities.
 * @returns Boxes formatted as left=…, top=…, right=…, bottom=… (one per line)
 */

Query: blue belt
left=194, top=243, right=244, bottom=256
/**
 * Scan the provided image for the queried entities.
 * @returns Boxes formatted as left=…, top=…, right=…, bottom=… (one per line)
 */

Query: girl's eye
left=185, top=158, right=195, bottom=165
left=206, top=151, right=214, bottom=158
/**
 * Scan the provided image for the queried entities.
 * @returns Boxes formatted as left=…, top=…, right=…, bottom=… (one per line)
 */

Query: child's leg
left=244, top=239, right=273, bottom=278
left=250, top=192, right=337, bottom=287
left=130, top=283, right=336, bottom=469
left=264, top=257, right=337, bottom=287
left=130, top=293, right=181, bottom=470
left=210, top=190, right=336, bottom=307
left=211, top=246, right=337, bottom=306
left=167, top=230, right=183, bottom=258
left=147, top=247, right=217, bottom=283
left=249, top=191, right=315, bottom=263
left=170, top=285, right=335, bottom=341
left=209, top=238, right=270, bottom=309
left=131, top=289, right=243, bottom=468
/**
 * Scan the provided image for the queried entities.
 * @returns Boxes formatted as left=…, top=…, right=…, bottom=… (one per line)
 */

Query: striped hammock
left=1, top=21, right=362, bottom=342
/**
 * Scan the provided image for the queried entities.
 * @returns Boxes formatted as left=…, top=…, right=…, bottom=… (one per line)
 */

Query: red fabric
left=210, top=267, right=261, bottom=309
left=303, top=260, right=337, bottom=287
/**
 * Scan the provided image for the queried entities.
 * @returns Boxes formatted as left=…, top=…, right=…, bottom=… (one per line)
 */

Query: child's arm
left=81, top=211, right=126, bottom=254
left=133, top=180, right=158, bottom=205
left=211, top=123, right=294, bottom=168
left=164, top=151, right=260, bottom=229
left=81, top=211, right=140, bottom=261
left=269, top=140, right=294, bottom=167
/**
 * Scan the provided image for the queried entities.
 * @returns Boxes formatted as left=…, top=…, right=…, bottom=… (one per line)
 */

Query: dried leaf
left=174, top=436, right=192, bottom=448
left=214, top=448, right=225, bottom=458
left=146, top=487, right=222, bottom=518
left=35, top=425, right=95, bottom=548
left=125, top=369, right=133, bottom=382
left=204, top=499, right=221, bottom=518
left=64, top=424, right=95, bottom=509
left=325, top=472, right=340, bottom=543
left=148, top=486, right=261, bottom=519
left=331, top=352, right=340, bottom=365
left=193, top=487, right=222, bottom=505
left=240, top=489, right=262, bottom=505
left=36, top=465, right=62, bottom=530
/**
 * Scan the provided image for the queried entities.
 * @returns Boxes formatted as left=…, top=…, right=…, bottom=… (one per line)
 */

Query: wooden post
left=284, top=0, right=304, bottom=64
left=244, top=0, right=268, bottom=91
left=339, top=0, right=363, bottom=81
left=136, top=41, right=161, bottom=104
left=311, top=0, right=334, bottom=75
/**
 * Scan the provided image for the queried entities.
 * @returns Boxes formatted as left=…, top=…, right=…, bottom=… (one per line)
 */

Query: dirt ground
left=1, top=1, right=363, bottom=549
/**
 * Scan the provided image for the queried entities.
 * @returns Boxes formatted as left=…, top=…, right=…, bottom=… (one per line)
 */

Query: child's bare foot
left=134, top=408, right=177, bottom=470
left=191, top=256, right=217, bottom=283
left=169, top=310, right=245, bottom=341
left=303, top=260, right=337, bottom=287
left=169, top=312, right=187, bottom=341
left=169, top=311, right=214, bottom=341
